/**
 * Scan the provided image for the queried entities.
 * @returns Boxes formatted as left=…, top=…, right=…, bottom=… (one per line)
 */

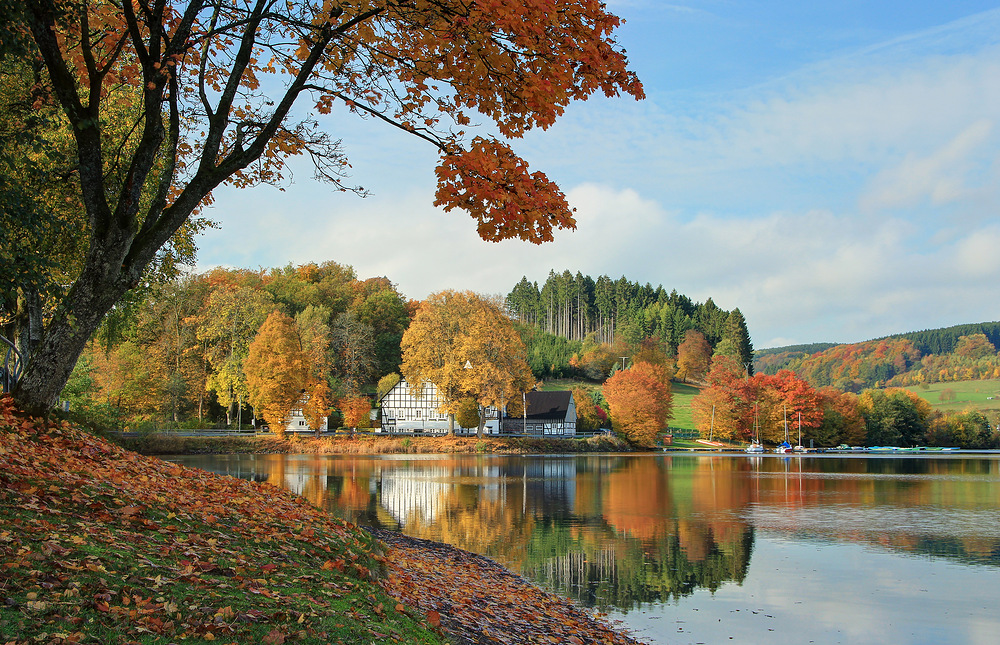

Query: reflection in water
left=165, top=452, right=1000, bottom=613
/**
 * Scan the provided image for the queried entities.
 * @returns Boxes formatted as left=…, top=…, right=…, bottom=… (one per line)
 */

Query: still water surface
left=166, top=452, right=1000, bottom=644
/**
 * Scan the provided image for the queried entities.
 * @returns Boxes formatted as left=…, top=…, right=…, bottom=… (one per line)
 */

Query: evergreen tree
left=722, top=309, right=754, bottom=376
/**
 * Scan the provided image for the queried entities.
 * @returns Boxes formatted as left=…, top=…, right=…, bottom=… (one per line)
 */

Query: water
left=165, top=452, right=1000, bottom=644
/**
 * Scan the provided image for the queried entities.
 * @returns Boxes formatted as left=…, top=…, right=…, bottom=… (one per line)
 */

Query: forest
left=756, top=322, right=1000, bottom=390
left=56, top=262, right=413, bottom=431
left=506, top=270, right=754, bottom=378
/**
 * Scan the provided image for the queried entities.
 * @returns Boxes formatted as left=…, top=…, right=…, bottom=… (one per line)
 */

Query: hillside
left=756, top=321, right=1000, bottom=391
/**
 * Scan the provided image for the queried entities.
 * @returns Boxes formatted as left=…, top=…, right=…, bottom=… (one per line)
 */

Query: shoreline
left=365, top=527, right=645, bottom=645
left=1, top=399, right=646, bottom=644
left=109, top=432, right=640, bottom=456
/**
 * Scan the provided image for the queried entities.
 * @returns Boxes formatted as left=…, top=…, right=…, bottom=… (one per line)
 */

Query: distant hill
left=754, top=343, right=839, bottom=374
left=756, top=322, right=1000, bottom=391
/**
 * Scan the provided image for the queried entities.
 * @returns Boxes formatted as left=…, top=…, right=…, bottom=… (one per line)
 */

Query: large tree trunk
left=13, top=243, right=138, bottom=416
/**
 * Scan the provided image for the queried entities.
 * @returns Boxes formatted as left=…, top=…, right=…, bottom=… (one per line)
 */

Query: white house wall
left=377, top=378, right=499, bottom=434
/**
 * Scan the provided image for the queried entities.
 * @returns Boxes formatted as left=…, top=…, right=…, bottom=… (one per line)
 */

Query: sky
left=196, top=1, right=1000, bottom=349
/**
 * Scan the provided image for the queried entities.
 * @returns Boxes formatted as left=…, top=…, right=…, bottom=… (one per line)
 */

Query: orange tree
left=8, top=0, right=642, bottom=415
left=244, top=311, right=308, bottom=438
left=602, top=361, right=672, bottom=447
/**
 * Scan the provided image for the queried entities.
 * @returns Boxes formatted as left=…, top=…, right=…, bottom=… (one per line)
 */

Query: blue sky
left=198, top=1, right=1000, bottom=349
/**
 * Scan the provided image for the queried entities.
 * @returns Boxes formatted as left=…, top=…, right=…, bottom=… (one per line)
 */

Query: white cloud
left=195, top=5, right=1000, bottom=349
left=860, top=119, right=995, bottom=211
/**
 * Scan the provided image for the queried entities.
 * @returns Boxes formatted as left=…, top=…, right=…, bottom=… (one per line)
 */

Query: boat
left=745, top=404, right=765, bottom=453
left=773, top=407, right=793, bottom=452
left=793, top=412, right=808, bottom=452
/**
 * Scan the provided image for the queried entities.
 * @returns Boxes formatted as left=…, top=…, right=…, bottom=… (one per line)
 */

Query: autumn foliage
left=245, top=311, right=308, bottom=438
left=1, top=397, right=645, bottom=644
left=10, top=0, right=642, bottom=416
left=602, top=361, right=673, bottom=446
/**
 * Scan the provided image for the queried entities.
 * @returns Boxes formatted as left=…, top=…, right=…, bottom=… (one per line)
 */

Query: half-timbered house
left=376, top=377, right=500, bottom=434
left=377, top=378, right=576, bottom=437
left=502, top=390, right=577, bottom=436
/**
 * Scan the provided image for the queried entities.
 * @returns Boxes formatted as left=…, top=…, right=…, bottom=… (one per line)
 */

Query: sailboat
left=773, top=406, right=793, bottom=453
left=745, top=404, right=765, bottom=453
left=793, top=411, right=808, bottom=452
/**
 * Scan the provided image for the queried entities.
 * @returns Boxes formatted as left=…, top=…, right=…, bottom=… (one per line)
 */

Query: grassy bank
left=112, top=432, right=637, bottom=456
left=0, top=397, right=644, bottom=645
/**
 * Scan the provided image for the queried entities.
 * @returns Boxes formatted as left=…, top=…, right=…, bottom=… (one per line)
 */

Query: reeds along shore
left=112, top=432, right=637, bottom=455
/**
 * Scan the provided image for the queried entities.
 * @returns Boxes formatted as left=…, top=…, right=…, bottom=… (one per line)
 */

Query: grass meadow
left=903, top=378, right=1000, bottom=415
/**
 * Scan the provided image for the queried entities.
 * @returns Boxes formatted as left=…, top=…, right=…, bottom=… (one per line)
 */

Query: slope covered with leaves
left=0, top=397, right=645, bottom=644
left=0, top=395, right=440, bottom=644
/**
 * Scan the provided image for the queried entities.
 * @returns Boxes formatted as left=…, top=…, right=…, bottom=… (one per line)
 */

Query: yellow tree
left=302, top=379, right=334, bottom=437
left=603, top=361, right=673, bottom=446
left=401, top=291, right=533, bottom=435
left=245, top=311, right=308, bottom=439
left=10, top=0, right=642, bottom=416
left=459, top=296, right=535, bottom=436
left=196, top=285, right=272, bottom=426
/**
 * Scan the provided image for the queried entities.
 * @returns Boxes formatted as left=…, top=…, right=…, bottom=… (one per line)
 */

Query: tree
left=302, top=378, right=333, bottom=437
left=331, top=311, right=376, bottom=396
left=244, top=311, right=308, bottom=438
left=401, top=291, right=533, bottom=435
left=572, top=387, right=602, bottom=433
left=459, top=298, right=535, bottom=436
left=455, top=398, right=481, bottom=431
left=376, top=373, right=401, bottom=401
left=8, top=0, right=642, bottom=415
left=954, top=333, right=996, bottom=360
left=195, top=285, right=272, bottom=426
left=676, top=330, right=711, bottom=383
left=719, top=309, right=754, bottom=375
left=340, top=396, right=371, bottom=430
left=602, top=361, right=672, bottom=446
left=857, top=388, right=932, bottom=447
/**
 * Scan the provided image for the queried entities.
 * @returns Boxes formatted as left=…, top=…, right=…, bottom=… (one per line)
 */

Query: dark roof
left=524, top=390, right=573, bottom=421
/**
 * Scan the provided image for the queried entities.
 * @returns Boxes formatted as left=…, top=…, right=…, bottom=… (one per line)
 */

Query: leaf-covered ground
left=0, top=397, right=645, bottom=644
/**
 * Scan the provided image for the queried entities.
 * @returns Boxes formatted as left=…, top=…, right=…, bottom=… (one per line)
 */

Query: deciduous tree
left=9, top=0, right=642, bottom=416
left=401, top=291, right=533, bottom=435
left=196, top=285, right=272, bottom=426
left=245, top=311, right=308, bottom=438
left=602, top=361, right=672, bottom=446
left=676, top=330, right=711, bottom=383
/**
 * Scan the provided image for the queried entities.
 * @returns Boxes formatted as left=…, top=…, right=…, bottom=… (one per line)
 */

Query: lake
left=165, top=452, right=1000, bottom=645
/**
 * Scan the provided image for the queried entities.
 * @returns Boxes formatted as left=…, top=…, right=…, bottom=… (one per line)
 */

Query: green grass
left=902, top=378, right=1000, bottom=415
left=669, top=382, right=701, bottom=431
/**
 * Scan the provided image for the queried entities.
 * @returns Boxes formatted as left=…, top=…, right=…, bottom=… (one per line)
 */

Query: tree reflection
left=173, top=452, right=1000, bottom=609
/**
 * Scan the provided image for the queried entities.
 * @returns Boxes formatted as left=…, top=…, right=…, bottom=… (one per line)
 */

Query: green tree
left=719, top=309, right=754, bottom=375
left=196, top=285, right=272, bottom=426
